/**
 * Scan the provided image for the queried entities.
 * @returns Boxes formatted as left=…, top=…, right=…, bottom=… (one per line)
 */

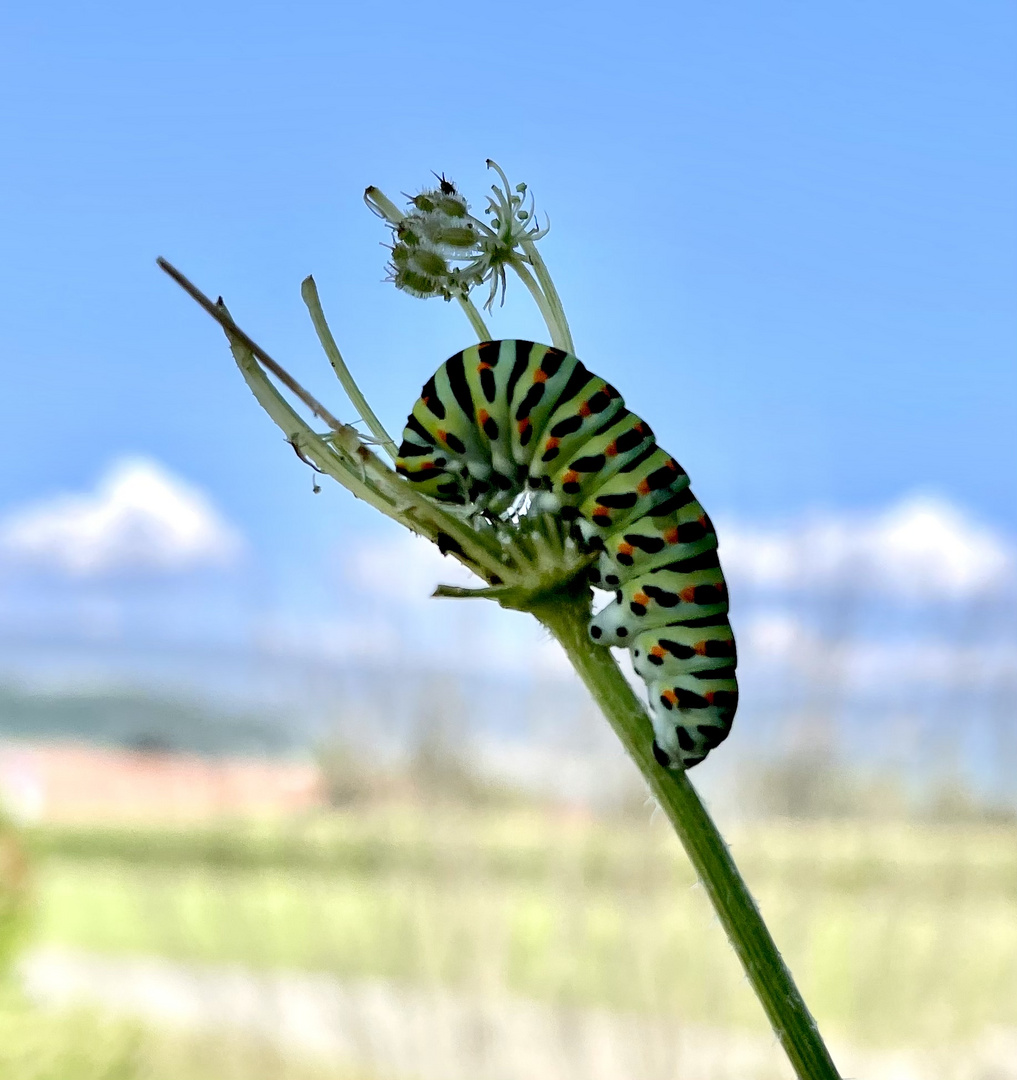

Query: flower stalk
left=157, top=260, right=515, bottom=586
left=300, top=275, right=398, bottom=462
left=157, top=162, right=841, bottom=1080
left=533, top=589, right=841, bottom=1080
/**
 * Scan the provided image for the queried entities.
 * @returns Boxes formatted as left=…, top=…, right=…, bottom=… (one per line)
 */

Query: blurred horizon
left=1, top=454, right=1014, bottom=816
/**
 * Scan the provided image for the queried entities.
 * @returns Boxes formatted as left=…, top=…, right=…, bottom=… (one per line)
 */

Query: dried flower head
left=365, top=162, right=549, bottom=310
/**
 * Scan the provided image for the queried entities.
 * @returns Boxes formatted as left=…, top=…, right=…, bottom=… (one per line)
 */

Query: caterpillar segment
left=537, top=409, right=658, bottom=511
left=570, top=449, right=691, bottom=545
left=591, top=498, right=717, bottom=588
left=587, top=560, right=728, bottom=645
left=395, top=340, right=738, bottom=769
left=436, top=342, right=521, bottom=511
left=506, top=343, right=588, bottom=465
left=525, top=374, right=626, bottom=495
left=458, top=340, right=553, bottom=509
left=397, top=360, right=485, bottom=505
left=630, top=618, right=737, bottom=684
left=629, top=619, right=738, bottom=767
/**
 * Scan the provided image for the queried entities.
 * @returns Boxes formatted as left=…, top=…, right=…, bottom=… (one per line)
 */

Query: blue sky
left=1, top=2, right=1015, bottom=762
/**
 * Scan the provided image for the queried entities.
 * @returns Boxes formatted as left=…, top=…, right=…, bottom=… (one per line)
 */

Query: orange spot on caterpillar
left=533, top=370, right=548, bottom=383
left=704, top=691, right=716, bottom=705
left=518, top=418, right=531, bottom=434
left=436, top=429, right=447, bottom=443
left=545, top=437, right=560, bottom=451
left=664, top=528, right=680, bottom=544
left=667, top=459, right=678, bottom=472
left=563, top=470, right=579, bottom=485
left=477, top=408, right=490, bottom=425
left=477, top=361, right=492, bottom=371
left=633, top=591, right=650, bottom=607
left=694, top=640, right=709, bottom=655
left=650, top=645, right=666, bottom=659
left=681, top=586, right=697, bottom=602
left=618, top=542, right=634, bottom=557
left=637, top=479, right=650, bottom=495
left=698, top=515, right=708, bottom=526
left=605, top=441, right=619, bottom=457
left=578, top=401, right=591, bottom=417
left=662, top=689, right=678, bottom=705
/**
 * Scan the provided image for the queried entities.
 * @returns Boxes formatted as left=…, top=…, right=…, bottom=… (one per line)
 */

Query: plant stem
left=157, top=259, right=347, bottom=433
left=158, top=259, right=516, bottom=585
left=510, top=260, right=571, bottom=352
left=222, top=318, right=394, bottom=516
left=520, top=237, right=574, bottom=354
left=224, top=325, right=515, bottom=586
left=532, top=588, right=843, bottom=1080
left=301, top=275, right=398, bottom=462
left=457, top=296, right=492, bottom=341
left=160, top=235, right=840, bottom=1080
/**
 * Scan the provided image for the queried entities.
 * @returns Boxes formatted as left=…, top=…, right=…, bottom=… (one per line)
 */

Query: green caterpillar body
left=396, top=340, right=737, bottom=768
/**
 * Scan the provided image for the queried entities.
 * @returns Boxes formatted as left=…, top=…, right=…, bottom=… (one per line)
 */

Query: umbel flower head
left=366, top=161, right=549, bottom=310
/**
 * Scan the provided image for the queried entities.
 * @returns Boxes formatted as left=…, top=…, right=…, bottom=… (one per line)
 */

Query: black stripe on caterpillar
left=396, top=340, right=738, bottom=769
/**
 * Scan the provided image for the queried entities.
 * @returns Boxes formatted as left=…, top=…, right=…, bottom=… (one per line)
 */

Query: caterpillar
left=396, top=340, right=737, bottom=769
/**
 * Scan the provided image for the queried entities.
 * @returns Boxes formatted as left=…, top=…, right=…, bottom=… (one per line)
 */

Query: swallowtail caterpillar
left=396, top=340, right=737, bottom=768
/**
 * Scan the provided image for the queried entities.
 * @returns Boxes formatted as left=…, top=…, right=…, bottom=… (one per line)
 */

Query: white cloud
left=720, top=494, right=1013, bottom=599
left=0, top=458, right=244, bottom=577
left=738, top=609, right=1017, bottom=692
left=348, top=496, right=1014, bottom=610
left=342, top=532, right=574, bottom=678
left=337, top=496, right=1016, bottom=684
left=848, top=638, right=1017, bottom=691
left=251, top=613, right=398, bottom=663
left=742, top=612, right=804, bottom=660
left=346, top=532, right=485, bottom=604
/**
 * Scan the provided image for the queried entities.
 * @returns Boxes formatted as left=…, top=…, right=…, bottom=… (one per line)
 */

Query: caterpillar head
left=588, top=597, right=633, bottom=646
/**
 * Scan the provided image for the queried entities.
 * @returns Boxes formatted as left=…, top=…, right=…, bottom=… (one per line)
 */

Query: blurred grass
left=0, top=814, right=30, bottom=980
left=21, top=808, right=1017, bottom=1047
left=0, top=989, right=381, bottom=1080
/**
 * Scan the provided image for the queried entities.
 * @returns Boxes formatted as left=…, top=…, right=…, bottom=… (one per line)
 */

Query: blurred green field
left=0, top=989, right=379, bottom=1080
left=21, top=808, right=1017, bottom=1048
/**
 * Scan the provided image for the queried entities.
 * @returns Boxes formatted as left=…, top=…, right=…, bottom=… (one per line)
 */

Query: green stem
left=532, top=589, right=843, bottom=1080
left=509, top=260, right=570, bottom=352
left=227, top=328, right=514, bottom=586
left=158, top=259, right=347, bottom=433
left=301, top=276, right=398, bottom=462
left=158, top=259, right=515, bottom=585
left=520, top=237, right=574, bottom=354
left=457, top=295, right=492, bottom=341
left=220, top=314, right=398, bottom=518
left=161, top=240, right=838, bottom=1080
